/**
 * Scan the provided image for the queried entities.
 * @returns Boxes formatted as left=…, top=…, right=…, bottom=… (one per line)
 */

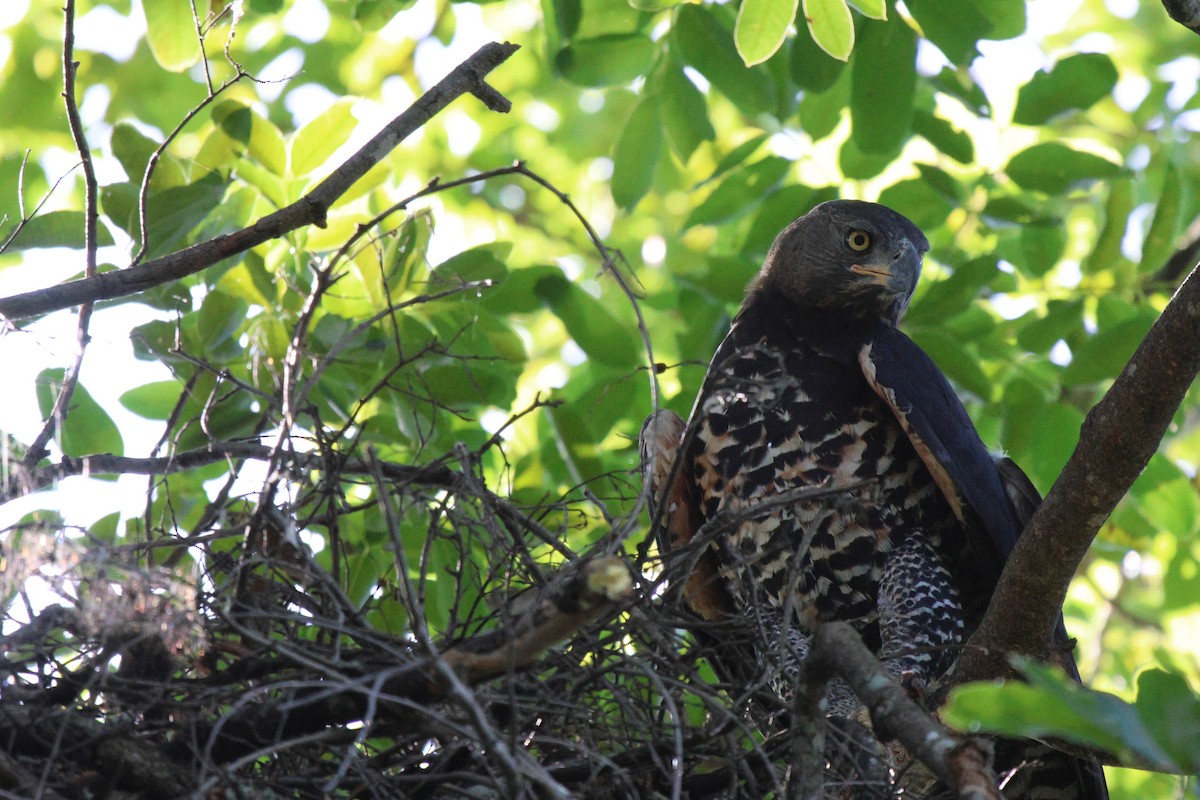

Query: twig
left=0, top=41, right=520, bottom=320
left=23, top=0, right=101, bottom=467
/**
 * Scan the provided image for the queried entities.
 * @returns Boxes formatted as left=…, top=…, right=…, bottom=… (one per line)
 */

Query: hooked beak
left=850, top=239, right=921, bottom=296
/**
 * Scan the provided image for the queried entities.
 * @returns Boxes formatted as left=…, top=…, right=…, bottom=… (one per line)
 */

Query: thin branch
left=951, top=262, right=1200, bottom=686
left=0, top=41, right=520, bottom=321
left=23, top=0, right=101, bottom=467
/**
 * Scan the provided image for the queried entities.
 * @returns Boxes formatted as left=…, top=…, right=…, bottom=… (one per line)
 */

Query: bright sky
left=0, top=0, right=1194, bottom=536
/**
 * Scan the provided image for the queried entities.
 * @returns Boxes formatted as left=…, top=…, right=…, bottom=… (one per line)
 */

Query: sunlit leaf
left=1082, top=177, right=1136, bottom=274
left=290, top=99, right=358, bottom=178
left=944, top=660, right=1181, bottom=771
left=535, top=273, right=641, bottom=367
left=735, top=0, right=798, bottom=66
left=789, top=8, right=845, bottom=92
left=35, top=369, right=124, bottom=458
left=143, top=0, right=201, bottom=71
left=802, top=0, right=854, bottom=61
left=5, top=210, right=114, bottom=251
left=846, top=0, right=885, bottom=19
left=1140, top=159, right=1183, bottom=274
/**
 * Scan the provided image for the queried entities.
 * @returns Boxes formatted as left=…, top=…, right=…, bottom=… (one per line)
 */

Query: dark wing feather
left=858, top=324, right=1022, bottom=584
left=864, top=329, right=1109, bottom=800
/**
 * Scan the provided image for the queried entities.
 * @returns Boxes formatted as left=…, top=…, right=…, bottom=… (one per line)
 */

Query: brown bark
left=952, top=263, right=1200, bottom=686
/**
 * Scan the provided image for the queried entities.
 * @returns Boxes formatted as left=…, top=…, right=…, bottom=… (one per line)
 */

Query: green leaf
left=789, top=6, right=845, bottom=92
left=944, top=661, right=1179, bottom=771
left=611, top=96, right=662, bottom=209
left=877, top=177, right=955, bottom=232
left=686, top=156, right=792, bottom=227
left=735, top=0, right=799, bottom=67
left=846, top=0, right=886, bottom=19
left=5, top=210, right=114, bottom=251
left=1134, top=670, right=1200, bottom=773
left=850, top=16, right=917, bottom=153
left=659, top=65, right=716, bottom=163
left=120, top=380, right=188, bottom=420
left=912, top=110, right=973, bottom=164
left=1018, top=220, right=1067, bottom=277
left=1140, top=160, right=1183, bottom=274
left=1014, top=53, right=1118, bottom=125
left=1082, top=177, right=1136, bottom=274
left=35, top=369, right=124, bottom=457
left=838, top=134, right=896, bottom=180
left=796, top=68, right=850, bottom=140
left=802, top=0, right=854, bottom=61
left=143, top=0, right=201, bottom=71
left=976, top=0, right=1026, bottom=39
left=535, top=273, right=640, bottom=367
left=673, top=5, right=775, bottom=115
left=290, top=99, right=358, bottom=178
left=555, top=33, right=655, bottom=87
left=909, top=328, right=992, bottom=400
left=141, top=174, right=229, bottom=259
left=1027, top=403, right=1083, bottom=489
left=1061, top=313, right=1155, bottom=386
left=432, top=244, right=510, bottom=285
left=904, top=0, right=990, bottom=65
left=111, top=122, right=186, bottom=190
left=212, top=101, right=288, bottom=177
left=1005, top=143, right=1123, bottom=195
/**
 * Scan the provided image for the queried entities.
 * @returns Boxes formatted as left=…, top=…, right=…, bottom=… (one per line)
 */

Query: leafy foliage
left=1, top=0, right=1199, bottom=797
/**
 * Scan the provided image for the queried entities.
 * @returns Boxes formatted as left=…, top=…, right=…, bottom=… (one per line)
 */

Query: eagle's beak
left=851, top=240, right=921, bottom=296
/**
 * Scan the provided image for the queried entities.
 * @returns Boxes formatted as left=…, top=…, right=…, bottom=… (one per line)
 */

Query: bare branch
left=806, top=622, right=1001, bottom=800
left=0, top=41, right=520, bottom=321
left=24, top=0, right=102, bottom=466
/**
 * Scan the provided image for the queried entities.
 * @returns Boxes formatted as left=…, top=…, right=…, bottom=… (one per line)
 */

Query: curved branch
left=954, top=263, right=1200, bottom=683
left=0, top=41, right=519, bottom=321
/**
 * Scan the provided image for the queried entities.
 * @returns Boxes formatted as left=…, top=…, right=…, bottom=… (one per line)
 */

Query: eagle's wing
left=639, top=409, right=732, bottom=622
left=862, top=327, right=1110, bottom=800
left=857, top=324, right=1022, bottom=585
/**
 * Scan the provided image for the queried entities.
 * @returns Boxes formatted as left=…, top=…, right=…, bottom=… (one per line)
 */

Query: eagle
left=641, top=200, right=1108, bottom=799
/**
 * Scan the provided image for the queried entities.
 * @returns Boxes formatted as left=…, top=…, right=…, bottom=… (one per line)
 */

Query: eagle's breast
left=689, top=324, right=957, bottom=640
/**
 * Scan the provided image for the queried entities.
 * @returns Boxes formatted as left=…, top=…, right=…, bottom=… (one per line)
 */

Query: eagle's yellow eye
left=846, top=230, right=872, bottom=252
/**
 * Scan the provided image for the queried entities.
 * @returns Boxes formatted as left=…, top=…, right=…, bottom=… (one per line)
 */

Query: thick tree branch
left=954, top=263, right=1200, bottom=684
left=0, top=41, right=519, bottom=321
left=1162, top=0, right=1200, bottom=33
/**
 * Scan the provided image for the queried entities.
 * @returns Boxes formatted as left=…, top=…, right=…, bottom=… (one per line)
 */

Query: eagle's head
left=755, top=200, right=929, bottom=326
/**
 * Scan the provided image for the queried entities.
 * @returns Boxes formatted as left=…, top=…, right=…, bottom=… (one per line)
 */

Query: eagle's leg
left=877, top=534, right=965, bottom=699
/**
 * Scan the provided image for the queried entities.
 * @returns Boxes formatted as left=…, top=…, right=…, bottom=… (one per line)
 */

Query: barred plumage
left=643, top=200, right=1107, bottom=799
